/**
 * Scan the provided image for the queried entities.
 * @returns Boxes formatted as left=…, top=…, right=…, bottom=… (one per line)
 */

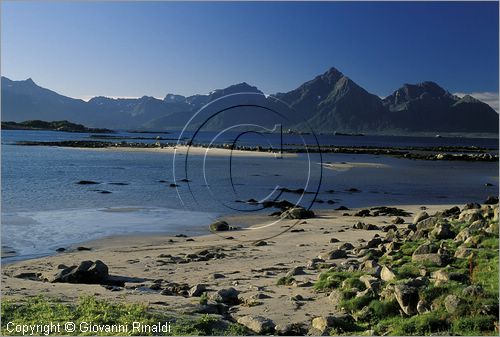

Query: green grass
left=338, top=293, right=375, bottom=313
left=451, top=315, right=497, bottom=336
left=381, top=312, right=451, bottom=336
left=1, top=296, right=250, bottom=336
left=314, top=271, right=363, bottom=292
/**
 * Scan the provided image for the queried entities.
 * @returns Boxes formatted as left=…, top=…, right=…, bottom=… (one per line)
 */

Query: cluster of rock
left=156, top=248, right=227, bottom=265
left=308, top=200, right=498, bottom=335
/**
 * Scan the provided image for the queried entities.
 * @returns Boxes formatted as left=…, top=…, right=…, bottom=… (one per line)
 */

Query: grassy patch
left=1, top=296, right=249, bottom=336
left=314, top=271, right=362, bottom=292
left=376, top=312, right=450, bottom=336
left=339, top=293, right=375, bottom=313
left=451, top=315, right=497, bottom=336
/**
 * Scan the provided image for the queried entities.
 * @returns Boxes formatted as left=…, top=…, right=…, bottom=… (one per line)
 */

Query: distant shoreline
left=11, top=139, right=500, bottom=162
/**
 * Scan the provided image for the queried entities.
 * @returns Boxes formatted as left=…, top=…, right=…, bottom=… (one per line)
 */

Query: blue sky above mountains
left=2, top=1, right=498, bottom=109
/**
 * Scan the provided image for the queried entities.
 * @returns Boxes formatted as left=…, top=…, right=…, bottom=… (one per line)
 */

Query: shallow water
left=1, top=130, right=498, bottom=261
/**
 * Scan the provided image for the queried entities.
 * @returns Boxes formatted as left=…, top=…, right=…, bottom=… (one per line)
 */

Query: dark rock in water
left=175, top=234, right=188, bottom=238
left=108, top=182, right=129, bottom=186
left=485, top=182, right=493, bottom=187
left=76, top=180, right=100, bottom=185
left=280, top=207, right=314, bottom=219
left=484, top=195, right=499, bottom=204
left=247, top=198, right=258, bottom=203
left=327, top=200, right=335, bottom=204
left=56, top=247, right=66, bottom=252
left=279, top=187, right=311, bottom=194
left=315, top=199, right=324, bottom=204
left=76, top=246, right=91, bottom=251
left=336, top=206, right=349, bottom=210
left=169, top=183, right=179, bottom=187
left=158, top=180, right=167, bottom=183
left=346, top=188, right=361, bottom=193
left=94, top=190, right=112, bottom=194
left=179, top=178, right=191, bottom=182
left=209, top=220, right=237, bottom=232
left=52, top=260, right=114, bottom=285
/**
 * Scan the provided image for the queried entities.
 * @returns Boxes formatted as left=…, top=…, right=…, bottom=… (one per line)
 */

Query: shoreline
left=11, top=140, right=499, bottom=161
left=5, top=202, right=495, bottom=332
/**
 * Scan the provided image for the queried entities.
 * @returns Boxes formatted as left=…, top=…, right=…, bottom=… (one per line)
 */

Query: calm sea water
left=1, top=130, right=498, bottom=261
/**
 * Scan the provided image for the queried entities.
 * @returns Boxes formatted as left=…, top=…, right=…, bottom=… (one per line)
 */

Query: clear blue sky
left=2, top=1, right=498, bottom=101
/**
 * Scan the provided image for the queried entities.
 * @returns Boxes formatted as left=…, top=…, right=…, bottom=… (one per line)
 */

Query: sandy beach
left=1, top=204, right=458, bottom=326
left=78, top=145, right=298, bottom=158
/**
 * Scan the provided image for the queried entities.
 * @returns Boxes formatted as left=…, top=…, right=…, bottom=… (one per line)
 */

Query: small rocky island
left=1, top=120, right=113, bottom=133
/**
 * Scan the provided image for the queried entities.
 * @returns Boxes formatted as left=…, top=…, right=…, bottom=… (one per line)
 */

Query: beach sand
left=77, top=145, right=298, bottom=158
left=1, top=203, right=454, bottom=327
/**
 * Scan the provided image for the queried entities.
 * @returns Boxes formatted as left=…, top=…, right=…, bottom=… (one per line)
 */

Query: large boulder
left=319, top=249, right=347, bottom=260
left=444, top=294, right=463, bottom=314
left=458, top=209, right=483, bottom=223
left=413, top=243, right=437, bottom=255
left=211, top=287, right=239, bottom=305
left=209, top=220, right=236, bottom=232
left=413, top=211, right=429, bottom=224
left=380, top=265, right=396, bottom=282
left=429, top=223, right=455, bottom=240
left=188, top=284, right=206, bottom=297
left=454, top=245, right=474, bottom=259
left=237, top=316, right=275, bottom=334
left=394, top=284, right=419, bottom=315
left=416, top=217, right=439, bottom=231
left=52, top=260, right=109, bottom=284
left=484, top=196, right=499, bottom=205
left=454, top=228, right=472, bottom=242
left=280, top=207, right=314, bottom=219
left=411, top=253, right=445, bottom=266
left=359, top=275, right=381, bottom=291
left=311, top=315, right=354, bottom=335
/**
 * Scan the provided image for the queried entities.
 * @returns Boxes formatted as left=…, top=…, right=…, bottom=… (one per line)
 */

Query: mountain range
left=1, top=67, right=498, bottom=135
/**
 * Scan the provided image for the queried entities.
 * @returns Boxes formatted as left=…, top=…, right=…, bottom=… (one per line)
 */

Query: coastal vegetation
left=1, top=120, right=113, bottom=133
